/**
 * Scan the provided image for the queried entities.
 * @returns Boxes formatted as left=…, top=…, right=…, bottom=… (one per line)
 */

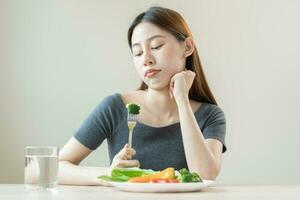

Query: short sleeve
left=202, top=105, right=227, bottom=153
left=73, top=94, right=120, bottom=150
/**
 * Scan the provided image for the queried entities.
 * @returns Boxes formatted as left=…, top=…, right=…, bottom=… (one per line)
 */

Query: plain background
left=0, top=0, right=299, bottom=184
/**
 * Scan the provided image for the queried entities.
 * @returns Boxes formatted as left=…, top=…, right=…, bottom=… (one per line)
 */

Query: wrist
left=175, top=95, right=189, bottom=105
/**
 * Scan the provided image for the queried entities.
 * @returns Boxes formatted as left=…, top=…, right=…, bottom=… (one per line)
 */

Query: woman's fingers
left=110, top=158, right=140, bottom=172
left=114, top=159, right=140, bottom=168
left=115, top=144, right=136, bottom=160
left=169, top=81, right=174, bottom=99
left=168, top=69, right=195, bottom=99
left=110, top=144, right=140, bottom=170
left=169, top=71, right=184, bottom=98
left=169, top=74, right=178, bottom=98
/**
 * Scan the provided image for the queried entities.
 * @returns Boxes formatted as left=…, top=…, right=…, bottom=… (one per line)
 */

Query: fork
left=127, top=113, right=138, bottom=149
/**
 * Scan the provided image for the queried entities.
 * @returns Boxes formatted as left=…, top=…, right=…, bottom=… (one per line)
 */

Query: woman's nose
left=143, top=51, right=155, bottom=66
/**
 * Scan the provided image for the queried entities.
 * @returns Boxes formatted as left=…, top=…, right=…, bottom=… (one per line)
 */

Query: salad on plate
left=98, top=167, right=202, bottom=184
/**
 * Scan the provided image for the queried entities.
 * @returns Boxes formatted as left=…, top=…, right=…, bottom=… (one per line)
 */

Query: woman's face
left=131, top=22, right=186, bottom=90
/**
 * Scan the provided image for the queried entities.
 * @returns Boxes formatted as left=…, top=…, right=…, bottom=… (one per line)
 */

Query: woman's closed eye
left=151, top=43, right=164, bottom=50
left=133, top=44, right=164, bottom=57
left=134, top=52, right=143, bottom=57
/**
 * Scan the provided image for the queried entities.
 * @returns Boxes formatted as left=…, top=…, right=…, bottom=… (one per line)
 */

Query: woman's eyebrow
left=132, top=35, right=165, bottom=48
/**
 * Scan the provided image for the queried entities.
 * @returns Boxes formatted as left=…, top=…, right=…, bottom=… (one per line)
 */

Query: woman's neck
left=144, top=88, right=178, bottom=120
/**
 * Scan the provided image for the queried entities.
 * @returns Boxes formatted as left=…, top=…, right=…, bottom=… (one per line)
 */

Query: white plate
left=110, top=180, right=214, bottom=193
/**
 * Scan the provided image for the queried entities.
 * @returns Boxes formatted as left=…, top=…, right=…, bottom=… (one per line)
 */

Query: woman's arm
left=58, top=137, right=139, bottom=185
left=176, top=97, right=223, bottom=180
left=58, top=137, right=110, bottom=186
left=170, top=70, right=223, bottom=180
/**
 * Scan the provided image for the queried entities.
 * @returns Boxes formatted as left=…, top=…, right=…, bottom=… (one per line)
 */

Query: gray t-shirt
left=74, top=93, right=226, bottom=171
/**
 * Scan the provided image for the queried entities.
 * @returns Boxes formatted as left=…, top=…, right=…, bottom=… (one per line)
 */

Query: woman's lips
left=145, top=69, right=161, bottom=77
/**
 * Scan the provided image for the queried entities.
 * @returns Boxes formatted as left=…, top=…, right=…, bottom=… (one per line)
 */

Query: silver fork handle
left=128, top=129, right=133, bottom=149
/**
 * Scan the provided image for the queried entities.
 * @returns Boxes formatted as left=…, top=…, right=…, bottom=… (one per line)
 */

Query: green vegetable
left=177, top=168, right=202, bottom=183
left=126, top=103, right=140, bottom=115
left=98, top=167, right=156, bottom=182
left=97, top=175, right=127, bottom=182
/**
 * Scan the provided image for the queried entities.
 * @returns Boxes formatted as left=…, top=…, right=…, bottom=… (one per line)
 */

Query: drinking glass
left=24, top=146, right=59, bottom=190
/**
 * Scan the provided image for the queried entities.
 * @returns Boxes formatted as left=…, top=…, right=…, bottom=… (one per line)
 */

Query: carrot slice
left=128, top=168, right=175, bottom=183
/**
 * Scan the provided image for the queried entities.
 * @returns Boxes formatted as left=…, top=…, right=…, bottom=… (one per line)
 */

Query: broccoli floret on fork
left=126, top=103, right=140, bottom=148
left=126, top=103, right=140, bottom=115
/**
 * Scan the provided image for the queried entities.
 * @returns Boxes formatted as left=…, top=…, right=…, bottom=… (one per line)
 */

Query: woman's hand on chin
left=169, top=69, right=195, bottom=102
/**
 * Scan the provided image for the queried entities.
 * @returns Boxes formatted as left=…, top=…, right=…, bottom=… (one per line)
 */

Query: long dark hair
left=127, top=6, right=217, bottom=105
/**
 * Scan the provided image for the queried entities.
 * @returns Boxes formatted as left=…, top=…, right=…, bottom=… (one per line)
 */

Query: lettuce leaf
left=98, top=167, right=156, bottom=182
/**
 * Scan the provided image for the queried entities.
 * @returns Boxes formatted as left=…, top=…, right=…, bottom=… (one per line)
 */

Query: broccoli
left=190, top=172, right=202, bottom=182
left=126, top=103, right=140, bottom=115
left=179, top=168, right=189, bottom=175
left=177, top=168, right=202, bottom=183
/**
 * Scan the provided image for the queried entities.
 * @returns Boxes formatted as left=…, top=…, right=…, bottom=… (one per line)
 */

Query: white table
left=0, top=184, right=300, bottom=200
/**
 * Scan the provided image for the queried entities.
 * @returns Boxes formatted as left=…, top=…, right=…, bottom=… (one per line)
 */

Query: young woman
left=58, top=6, right=226, bottom=186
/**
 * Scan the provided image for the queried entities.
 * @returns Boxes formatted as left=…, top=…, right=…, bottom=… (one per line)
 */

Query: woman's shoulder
left=196, top=102, right=226, bottom=123
left=203, top=103, right=224, bottom=114
left=100, top=93, right=124, bottom=107
left=92, top=93, right=126, bottom=116
left=92, top=93, right=127, bottom=123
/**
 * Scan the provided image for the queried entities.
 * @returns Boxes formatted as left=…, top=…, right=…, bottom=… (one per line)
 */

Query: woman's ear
left=183, top=37, right=194, bottom=57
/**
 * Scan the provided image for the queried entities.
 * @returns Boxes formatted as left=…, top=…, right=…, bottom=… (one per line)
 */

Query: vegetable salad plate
left=99, top=167, right=215, bottom=193
left=110, top=180, right=215, bottom=193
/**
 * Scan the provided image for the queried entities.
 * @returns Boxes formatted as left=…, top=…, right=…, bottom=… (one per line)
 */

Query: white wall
left=0, top=0, right=299, bottom=184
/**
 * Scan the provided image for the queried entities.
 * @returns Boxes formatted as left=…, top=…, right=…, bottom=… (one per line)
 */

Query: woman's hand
left=169, top=69, right=195, bottom=102
left=110, top=144, right=140, bottom=172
